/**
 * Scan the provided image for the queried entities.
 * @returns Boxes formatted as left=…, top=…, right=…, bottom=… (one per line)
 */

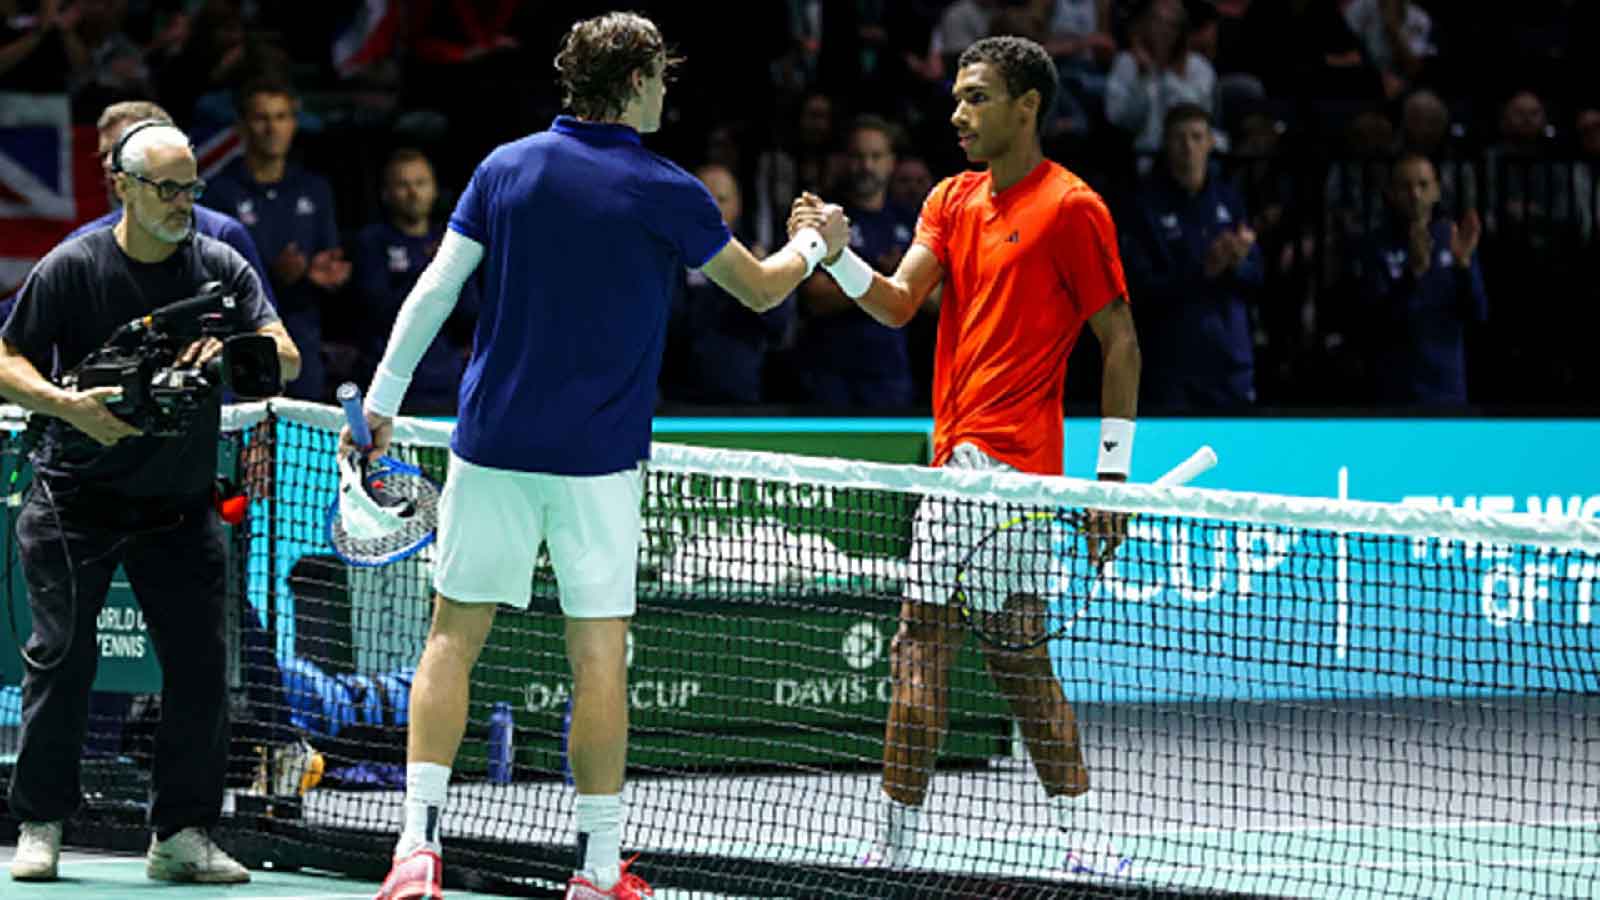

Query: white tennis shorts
left=906, top=443, right=1059, bottom=611
left=433, top=452, right=642, bottom=618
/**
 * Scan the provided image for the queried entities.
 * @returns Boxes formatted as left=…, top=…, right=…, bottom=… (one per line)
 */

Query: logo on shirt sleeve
left=1384, top=249, right=1406, bottom=280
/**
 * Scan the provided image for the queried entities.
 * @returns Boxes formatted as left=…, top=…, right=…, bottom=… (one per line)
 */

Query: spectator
left=1358, top=153, right=1486, bottom=407
left=815, top=0, right=934, bottom=117
left=1230, top=104, right=1315, bottom=404
left=349, top=149, right=477, bottom=415
left=1479, top=89, right=1591, bottom=403
left=792, top=115, right=919, bottom=408
left=890, top=154, right=935, bottom=210
left=150, top=0, right=255, bottom=131
left=1484, top=89, right=1592, bottom=253
left=0, top=0, right=84, bottom=91
left=931, top=0, right=994, bottom=70
left=751, top=91, right=849, bottom=253
left=1398, top=88, right=1476, bottom=217
left=1323, top=108, right=1396, bottom=295
left=662, top=164, right=795, bottom=405
left=205, top=77, right=351, bottom=401
left=1577, top=106, right=1600, bottom=232
left=1040, top=0, right=1118, bottom=136
left=1104, top=0, right=1215, bottom=158
left=1341, top=0, right=1434, bottom=99
left=1231, top=0, right=1381, bottom=112
left=1119, top=103, right=1261, bottom=410
left=63, top=0, right=153, bottom=120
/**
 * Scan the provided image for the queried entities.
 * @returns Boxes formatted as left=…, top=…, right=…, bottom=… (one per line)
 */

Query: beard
left=851, top=172, right=887, bottom=201
left=135, top=203, right=193, bottom=244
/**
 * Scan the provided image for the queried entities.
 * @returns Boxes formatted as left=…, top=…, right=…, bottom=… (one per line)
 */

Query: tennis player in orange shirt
left=791, top=35, right=1141, bottom=877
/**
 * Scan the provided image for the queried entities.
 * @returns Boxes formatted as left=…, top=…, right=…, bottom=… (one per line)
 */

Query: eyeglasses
left=126, top=171, right=206, bottom=202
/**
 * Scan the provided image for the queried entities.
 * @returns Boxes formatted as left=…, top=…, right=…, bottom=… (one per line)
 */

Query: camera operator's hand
left=338, top=412, right=392, bottom=465
left=60, top=387, right=143, bottom=446
left=175, top=337, right=224, bottom=368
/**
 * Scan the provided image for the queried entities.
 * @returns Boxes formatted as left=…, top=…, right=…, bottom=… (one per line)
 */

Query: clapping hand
left=307, top=247, right=352, bottom=290
left=1449, top=209, right=1481, bottom=267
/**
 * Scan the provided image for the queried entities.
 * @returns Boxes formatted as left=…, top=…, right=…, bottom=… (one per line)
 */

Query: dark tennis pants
left=7, top=480, right=229, bottom=833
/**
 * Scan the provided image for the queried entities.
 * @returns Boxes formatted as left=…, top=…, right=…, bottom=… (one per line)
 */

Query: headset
left=108, top=118, right=186, bottom=176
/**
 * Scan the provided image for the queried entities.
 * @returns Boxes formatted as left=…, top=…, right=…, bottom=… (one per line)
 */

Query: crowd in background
left=4, top=0, right=1599, bottom=413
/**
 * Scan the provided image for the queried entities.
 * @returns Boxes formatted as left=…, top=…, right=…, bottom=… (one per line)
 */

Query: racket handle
left=337, top=382, right=372, bottom=451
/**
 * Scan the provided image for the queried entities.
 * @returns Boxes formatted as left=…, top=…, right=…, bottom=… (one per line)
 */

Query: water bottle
left=487, top=701, right=514, bottom=784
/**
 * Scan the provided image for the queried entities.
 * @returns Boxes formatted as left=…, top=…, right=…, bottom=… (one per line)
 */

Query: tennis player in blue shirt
left=347, top=13, right=848, bottom=900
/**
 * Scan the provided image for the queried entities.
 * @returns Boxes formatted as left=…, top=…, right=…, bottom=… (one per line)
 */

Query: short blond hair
left=97, top=101, right=172, bottom=135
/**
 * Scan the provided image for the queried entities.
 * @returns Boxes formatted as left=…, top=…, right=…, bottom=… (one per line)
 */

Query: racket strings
left=329, top=467, right=440, bottom=565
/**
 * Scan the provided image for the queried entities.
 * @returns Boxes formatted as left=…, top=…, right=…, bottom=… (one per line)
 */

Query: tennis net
left=3, top=399, right=1599, bottom=899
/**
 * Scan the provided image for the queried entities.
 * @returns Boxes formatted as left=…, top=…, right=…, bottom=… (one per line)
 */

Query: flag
left=0, top=93, right=108, bottom=295
left=192, top=120, right=243, bottom=182
left=333, top=0, right=401, bottom=79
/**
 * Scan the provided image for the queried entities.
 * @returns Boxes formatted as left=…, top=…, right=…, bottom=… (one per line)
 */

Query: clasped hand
left=787, top=192, right=851, bottom=263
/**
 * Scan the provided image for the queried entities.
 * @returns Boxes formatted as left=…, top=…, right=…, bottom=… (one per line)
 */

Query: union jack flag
left=191, top=118, right=243, bottom=182
left=0, top=92, right=108, bottom=295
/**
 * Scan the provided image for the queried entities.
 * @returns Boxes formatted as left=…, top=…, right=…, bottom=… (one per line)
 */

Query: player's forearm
left=1099, top=330, right=1141, bottom=421
left=745, top=251, right=810, bottom=312
left=853, top=274, right=922, bottom=328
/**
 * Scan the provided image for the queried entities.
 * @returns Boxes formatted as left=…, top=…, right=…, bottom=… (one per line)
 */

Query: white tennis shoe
left=9, top=820, right=61, bottom=881
left=146, top=827, right=250, bottom=883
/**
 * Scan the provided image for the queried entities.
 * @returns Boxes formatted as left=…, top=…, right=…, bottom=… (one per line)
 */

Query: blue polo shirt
left=350, top=221, right=478, bottom=414
left=448, top=116, right=731, bottom=475
left=204, top=159, right=340, bottom=400
left=1119, top=169, right=1263, bottom=410
left=1361, top=216, right=1488, bottom=407
left=0, top=205, right=274, bottom=323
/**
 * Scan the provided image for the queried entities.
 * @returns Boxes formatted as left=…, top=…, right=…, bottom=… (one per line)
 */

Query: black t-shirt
left=1, top=228, right=278, bottom=498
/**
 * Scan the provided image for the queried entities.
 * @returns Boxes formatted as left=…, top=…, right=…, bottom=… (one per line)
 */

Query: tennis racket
left=325, top=382, right=441, bottom=567
left=952, top=446, right=1218, bottom=651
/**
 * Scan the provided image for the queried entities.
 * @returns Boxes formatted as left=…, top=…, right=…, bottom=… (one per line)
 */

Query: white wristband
left=784, top=227, right=828, bottom=278
left=822, top=246, right=874, bottom=299
left=1097, top=417, right=1135, bottom=478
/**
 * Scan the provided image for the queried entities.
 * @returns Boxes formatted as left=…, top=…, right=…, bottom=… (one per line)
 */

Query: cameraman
left=0, top=122, right=299, bottom=884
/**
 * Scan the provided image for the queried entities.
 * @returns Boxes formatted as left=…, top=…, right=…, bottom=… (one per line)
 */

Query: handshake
left=787, top=192, right=851, bottom=265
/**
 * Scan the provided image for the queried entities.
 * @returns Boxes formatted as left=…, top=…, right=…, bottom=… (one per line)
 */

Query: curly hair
left=957, top=36, right=1059, bottom=135
left=553, top=12, right=681, bottom=122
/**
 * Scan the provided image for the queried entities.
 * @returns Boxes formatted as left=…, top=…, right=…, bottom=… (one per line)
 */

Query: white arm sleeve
left=366, top=229, right=485, bottom=417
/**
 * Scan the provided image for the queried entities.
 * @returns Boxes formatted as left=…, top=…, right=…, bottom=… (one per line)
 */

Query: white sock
left=883, top=796, right=923, bottom=859
left=575, top=792, right=623, bottom=890
left=396, top=762, right=451, bottom=857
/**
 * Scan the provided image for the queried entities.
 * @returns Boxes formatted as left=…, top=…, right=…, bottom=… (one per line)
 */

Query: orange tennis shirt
left=914, top=160, right=1127, bottom=475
